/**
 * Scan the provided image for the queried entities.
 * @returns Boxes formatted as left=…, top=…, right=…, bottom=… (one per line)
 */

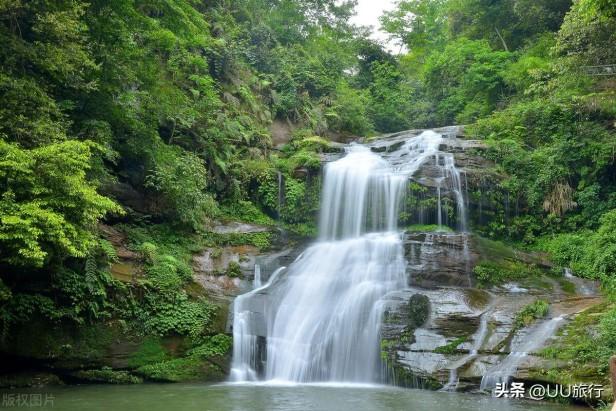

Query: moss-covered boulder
left=135, top=334, right=231, bottom=382
left=408, top=294, right=430, bottom=328
left=70, top=368, right=142, bottom=384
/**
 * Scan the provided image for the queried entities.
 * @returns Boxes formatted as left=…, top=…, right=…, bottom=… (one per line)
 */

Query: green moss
left=135, top=334, right=231, bottom=382
left=406, top=224, right=453, bottom=233
left=0, top=320, right=117, bottom=368
left=0, top=372, right=63, bottom=388
left=557, top=278, right=576, bottom=294
left=380, top=339, right=397, bottom=361
left=388, top=364, right=442, bottom=390
left=128, top=337, right=169, bottom=369
left=136, top=356, right=221, bottom=382
left=475, top=236, right=516, bottom=260
left=434, top=336, right=467, bottom=354
left=537, top=303, right=614, bottom=387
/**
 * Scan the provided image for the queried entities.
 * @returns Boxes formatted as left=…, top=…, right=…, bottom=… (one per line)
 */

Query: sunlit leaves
left=0, top=140, right=121, bottom=267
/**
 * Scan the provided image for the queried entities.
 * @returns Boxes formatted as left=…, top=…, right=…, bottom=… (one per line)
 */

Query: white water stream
left=480, top=316, right=565, bottom=390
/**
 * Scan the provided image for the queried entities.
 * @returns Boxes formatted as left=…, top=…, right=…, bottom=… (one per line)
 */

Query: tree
left=0, top=140, right=121, bottom=267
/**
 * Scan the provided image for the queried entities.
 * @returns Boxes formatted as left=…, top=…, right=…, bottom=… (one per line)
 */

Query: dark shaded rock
left=408, top=294, right=430, bottom=328
left=293, top=167, right=309, bottom=178
left=0, top=372, right=63, bottom=388
left=101, top=181, right=147, bottom=214
left=405, top=233, right=478, bottom=288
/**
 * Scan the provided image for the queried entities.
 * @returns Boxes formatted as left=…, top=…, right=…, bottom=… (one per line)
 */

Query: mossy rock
left=70, top=369, right=142, bottom=384
left=226, top=261, right=243, bottom=278
left=127, top=337, right=169, bottom=369
left=0, top=320, right=117, bottom=369
left=389, top=363, right=442, bottom=390
left=408, top=294, right=430, bottom=328
left=135, top=356, right=226, bottom=382
left=134, top=334, right=231, bottom=382
left=464, top=288, right=490, bottom=310
left=434, top=336, right=467, bottom=354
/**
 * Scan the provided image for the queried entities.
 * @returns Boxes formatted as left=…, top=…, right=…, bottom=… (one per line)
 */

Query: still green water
left=1, top=383, right=586, bottom=411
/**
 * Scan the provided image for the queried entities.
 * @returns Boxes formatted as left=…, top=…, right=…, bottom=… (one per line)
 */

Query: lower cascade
left=230, top=130, right=467, bottom=383
left=231, top=144, right=409, bottom=382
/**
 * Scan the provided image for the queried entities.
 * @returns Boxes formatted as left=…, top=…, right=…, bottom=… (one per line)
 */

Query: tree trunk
left=494, top=27, right=509, bottom=52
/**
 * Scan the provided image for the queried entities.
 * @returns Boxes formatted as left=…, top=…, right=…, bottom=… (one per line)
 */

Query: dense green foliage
left=540, top=303, right=616, bottom=386
left=0, top=0, right=404, bottom=343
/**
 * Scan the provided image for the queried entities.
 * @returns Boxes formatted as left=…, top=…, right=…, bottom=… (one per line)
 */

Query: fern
left=85, top=253, right=98, bottom=293
left=98, top=239, right=118, bottom=262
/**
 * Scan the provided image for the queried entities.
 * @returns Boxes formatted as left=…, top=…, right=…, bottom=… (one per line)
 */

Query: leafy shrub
left=138, top=293, right=216, bottom=339
left=226, top=261, right=242, bottom=278
left=145, top=145, right=217, bottom=229
left=0, top=140, right=121, bottom=267
left=220, top=200, right=274, bottom=226
left=539, top=209, right=616, bottom=297
left=514, top=300, right=549, bottom=329
left=146, top=255, right=192, bottom=290
left=473, top=260, right=540, bottom=285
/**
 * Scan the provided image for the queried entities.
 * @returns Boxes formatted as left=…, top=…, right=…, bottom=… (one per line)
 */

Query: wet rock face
left=379, top=272, right=601, bottom=392
left=405, top=233, right=479, bottom=288
left=381, top=288, right=489, bottom=387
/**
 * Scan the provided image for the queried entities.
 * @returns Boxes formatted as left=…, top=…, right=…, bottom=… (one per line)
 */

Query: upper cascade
left=318, top=144, right=407, bottom=240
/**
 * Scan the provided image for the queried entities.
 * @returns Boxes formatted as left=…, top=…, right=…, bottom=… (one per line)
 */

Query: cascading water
left=480, top=316, right=565, bottom=390
left=377, top=130, right=468, bottom=231
left=231, top=130, right=470, bottom=384
left=441, top=306, right=492, bottom=391
left=253, top=264, right=262, bottom=289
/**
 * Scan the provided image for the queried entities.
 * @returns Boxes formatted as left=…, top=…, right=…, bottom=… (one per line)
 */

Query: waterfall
left=442, top=154, right=468, bottom=232
left=436, top=181, right=443, bottom=228
left=379, top=130, right=468, bottom=231
left=480, top=316, right=564, bottom=390
left=231, top=130, right=467, bottom=384
left=230, top=267, right=286, bottom=381
left=564, top=267, right=573, bottom=278
left=253, top=264, right=262, bottom=289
